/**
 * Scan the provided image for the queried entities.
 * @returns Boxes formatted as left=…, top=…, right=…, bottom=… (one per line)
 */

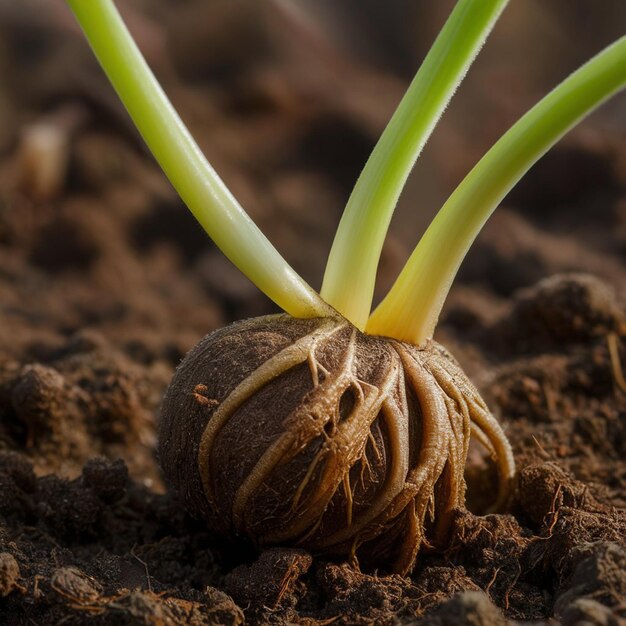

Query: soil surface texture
left=1, top=2, right=625, bottom=624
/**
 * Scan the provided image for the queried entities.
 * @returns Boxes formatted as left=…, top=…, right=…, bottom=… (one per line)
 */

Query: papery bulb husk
left=159, top=315, right=514, bottom=574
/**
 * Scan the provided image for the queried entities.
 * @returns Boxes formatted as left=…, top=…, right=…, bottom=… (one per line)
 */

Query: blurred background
left=0, top=0, right=623, bottom=502
left=0, top=0, right=625, bottom=364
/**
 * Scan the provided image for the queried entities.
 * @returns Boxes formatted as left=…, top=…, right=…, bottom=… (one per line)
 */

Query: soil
left=1, top=2, right=625, bottom=625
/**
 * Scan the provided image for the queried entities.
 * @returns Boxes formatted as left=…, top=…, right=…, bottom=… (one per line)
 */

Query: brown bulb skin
left=159, top=314, right=513, bottom=574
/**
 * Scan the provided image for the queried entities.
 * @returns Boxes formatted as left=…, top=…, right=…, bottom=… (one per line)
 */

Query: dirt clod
left=50, top=566, right=102, bottom=604
left=554, top=542, right=626, bottom=617
left=81, top=457, right=129, bottom=502
left=0, top=553, right=21, bottom=597
left=225, top=548, right=312, bottom=610
left=420, top=591, right=509, bottom=626
left=560, top=598, right=621, bottom=626
left=516, top=462, right=588, bottom=526
left=488, top=273, right=624, bottom=356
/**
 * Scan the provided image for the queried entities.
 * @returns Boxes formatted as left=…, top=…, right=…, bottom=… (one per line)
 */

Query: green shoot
left=367, top=35, right=626, bottom=344
left=66, top=0, right=331, bottom=319
left=320, top=0, right=509, bottom=330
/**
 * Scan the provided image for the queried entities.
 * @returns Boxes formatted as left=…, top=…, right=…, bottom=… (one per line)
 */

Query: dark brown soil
left=1, top=2, right=625, bottom=624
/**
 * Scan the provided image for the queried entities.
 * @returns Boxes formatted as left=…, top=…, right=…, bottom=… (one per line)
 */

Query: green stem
left=368, top=35, right=626, bottom=344
left=320, top=0, right=509, bottom=330
left=66, top=0, right=331, bottom=319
